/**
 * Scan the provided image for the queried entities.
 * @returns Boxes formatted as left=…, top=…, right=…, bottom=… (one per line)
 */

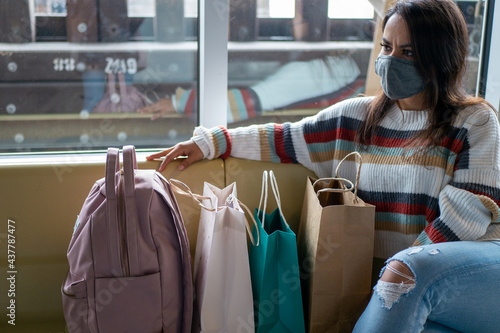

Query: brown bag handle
left=312, top=177, right=354, bottom=195
left=334, top=151, right=362, bottom=201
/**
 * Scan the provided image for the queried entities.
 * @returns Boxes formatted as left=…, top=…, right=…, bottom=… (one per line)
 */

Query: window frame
left=481, top=0, right=500, bottom=109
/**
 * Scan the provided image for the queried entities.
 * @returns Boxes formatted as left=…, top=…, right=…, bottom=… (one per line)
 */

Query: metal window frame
left=198, top=0, right=229, bottom=128
left=479, top=0, right=500, bottom=109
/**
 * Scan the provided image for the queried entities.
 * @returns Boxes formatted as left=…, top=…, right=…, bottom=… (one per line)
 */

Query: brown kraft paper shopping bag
left=297, top=152, right=375, bottom=333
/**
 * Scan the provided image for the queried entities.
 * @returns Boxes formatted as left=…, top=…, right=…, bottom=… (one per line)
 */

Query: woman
left=148, top=0, right=500, bottom=331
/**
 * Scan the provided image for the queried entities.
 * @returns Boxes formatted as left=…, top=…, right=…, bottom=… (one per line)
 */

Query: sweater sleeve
left=192, top=121, right=307, bottom=163
left=191, top=97, right=369, bottom=177
left=414, top=106, right=500, bottom=246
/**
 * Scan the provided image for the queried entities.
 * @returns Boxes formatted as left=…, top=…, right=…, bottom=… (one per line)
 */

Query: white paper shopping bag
left=192, top=182, right=256, bottom=333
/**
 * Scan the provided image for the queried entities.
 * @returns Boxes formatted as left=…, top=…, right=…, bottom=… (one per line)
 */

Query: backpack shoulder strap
left=156, top=174, right=193, bottom=332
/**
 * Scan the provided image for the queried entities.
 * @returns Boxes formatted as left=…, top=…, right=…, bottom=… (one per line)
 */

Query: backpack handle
left=123, top=145, right=138, bottom=196
left=122, top=145, right=141, bottom=276
left=105, top=147, right=124, bottom=275
left=105, top=147, right=120, bottom=199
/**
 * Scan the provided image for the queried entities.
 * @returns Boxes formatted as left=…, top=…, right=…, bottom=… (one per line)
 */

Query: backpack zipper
left=118, top=172, right=130, bottom=277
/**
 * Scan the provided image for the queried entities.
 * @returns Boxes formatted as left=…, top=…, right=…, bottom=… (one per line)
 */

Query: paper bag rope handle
left=312, top=177, right=354, bottom=195
left=169, top=178, right=260, bottom=246
left=257, top=170, right=268, bottom=224
left=313, top=152, right=363, bottom=202
left=169, top=178, right=214, bottom=210
left=257, top=170, right=290, bottom=229
left=232, top=198, right=260, bottom=246
left=336, top=151, right=362, bottom=201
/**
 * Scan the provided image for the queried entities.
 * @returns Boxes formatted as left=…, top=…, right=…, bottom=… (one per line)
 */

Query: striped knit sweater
left=192, top=96, right=500, bottom=258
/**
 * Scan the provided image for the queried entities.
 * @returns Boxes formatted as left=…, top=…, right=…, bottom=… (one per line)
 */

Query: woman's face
left=378, top=13, right=428, bottom=110
left=380, top=14, right=414, bottom=61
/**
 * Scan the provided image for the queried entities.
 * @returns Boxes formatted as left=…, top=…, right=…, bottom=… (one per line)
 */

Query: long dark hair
left=356, top=0, right=495, bottom=148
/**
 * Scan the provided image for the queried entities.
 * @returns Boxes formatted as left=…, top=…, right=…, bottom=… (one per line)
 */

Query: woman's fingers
left=147, top=141, right=203, bottom=172
left=175, top=147, right=204, bottom=171
left=159, top=146, right=183, bottom=172
left=146, top=147, right=173, bottom=161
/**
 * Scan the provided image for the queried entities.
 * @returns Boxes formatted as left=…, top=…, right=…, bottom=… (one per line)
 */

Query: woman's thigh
left=387, top=241, right=500, bottom=332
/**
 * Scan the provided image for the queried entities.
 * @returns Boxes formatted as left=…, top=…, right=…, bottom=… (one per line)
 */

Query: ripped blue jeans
left=353, top=241, right=500, bottom=333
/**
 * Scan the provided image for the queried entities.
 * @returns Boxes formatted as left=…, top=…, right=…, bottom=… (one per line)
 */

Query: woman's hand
left=146, top=140, right=204, bottom=172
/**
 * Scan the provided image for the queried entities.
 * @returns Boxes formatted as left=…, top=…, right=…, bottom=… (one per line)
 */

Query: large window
left=226, top=0, right=374, bottom=128
left=0, top=0, right=492, bottom=152
left=1, top=0, right=198, bottom=153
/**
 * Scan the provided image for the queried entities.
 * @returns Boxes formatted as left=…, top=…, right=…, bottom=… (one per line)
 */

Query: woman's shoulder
left=454, top=102, right=499, bottom=130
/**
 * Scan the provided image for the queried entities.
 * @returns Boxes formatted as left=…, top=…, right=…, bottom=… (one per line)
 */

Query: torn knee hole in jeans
left=375, top=260, right=416, bottom=310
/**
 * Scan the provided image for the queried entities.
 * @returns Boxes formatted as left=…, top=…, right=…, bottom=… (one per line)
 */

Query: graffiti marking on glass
left=53, top=58, right=76, bottom=72
left=51, top=57, right=137, bottom=74
left=104, top=57, right=138, bottom=75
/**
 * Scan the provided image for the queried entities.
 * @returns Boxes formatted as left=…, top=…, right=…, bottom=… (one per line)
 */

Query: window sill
left=0, top=149, right=158, bottom=167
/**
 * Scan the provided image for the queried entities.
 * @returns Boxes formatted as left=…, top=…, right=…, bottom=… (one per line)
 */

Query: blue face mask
left=375, top=55, right=426, bottom=100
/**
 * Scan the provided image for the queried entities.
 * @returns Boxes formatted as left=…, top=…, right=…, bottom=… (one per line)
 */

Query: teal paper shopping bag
left=249, top=170, right=306, bottom=333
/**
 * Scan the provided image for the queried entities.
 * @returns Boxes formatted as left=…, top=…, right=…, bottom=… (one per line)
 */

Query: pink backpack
left=62, top=145, right=193, bottom=333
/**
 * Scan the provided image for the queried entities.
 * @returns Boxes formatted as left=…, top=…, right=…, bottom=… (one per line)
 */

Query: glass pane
left=0, top=0, right=198, bottom=153
left=457, top=0, right=486, bottom=95
left=35, top=0, right=67, bottom=15
left=184, top=0, right=198, bottom=18
left=228, top=0, right=371, bottom=128
left=127, top=0, right=155, bottom=17
left=257, top=0, right=295, bottom=18
left=226, top=0, right=486, bottom=130
left=329, top=0, right=374, bottom=19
